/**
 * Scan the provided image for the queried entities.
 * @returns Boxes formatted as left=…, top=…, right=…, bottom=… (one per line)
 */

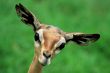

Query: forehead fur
left=43, top=29, right=61, bottom=50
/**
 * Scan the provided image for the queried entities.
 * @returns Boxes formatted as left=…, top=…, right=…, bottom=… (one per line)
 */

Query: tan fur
left=28, top=54, right=42, bottom=73
left=43, top=30, right=61, bottom=50
left=15, top=3, right=100, bottom=73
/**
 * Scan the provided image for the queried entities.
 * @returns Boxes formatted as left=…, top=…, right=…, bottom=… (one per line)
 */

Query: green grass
left=0, top=0, right=110, bottom=73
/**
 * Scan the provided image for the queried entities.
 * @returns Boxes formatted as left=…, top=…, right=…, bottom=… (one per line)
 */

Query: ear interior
left=15, top=3, right=34, bottom=24
left=72, top=34, right=100, bottom=46
left=15, top=3, right=40, bottom=31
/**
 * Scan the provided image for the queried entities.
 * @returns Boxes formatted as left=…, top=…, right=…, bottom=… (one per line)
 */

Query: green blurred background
left=0, top=0, right=109, bottom=73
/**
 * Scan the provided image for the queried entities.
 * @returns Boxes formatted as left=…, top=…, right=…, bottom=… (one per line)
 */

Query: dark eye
left=58, top=43, right=65, bottom=50
left=34, top=33, right=40, bottom=42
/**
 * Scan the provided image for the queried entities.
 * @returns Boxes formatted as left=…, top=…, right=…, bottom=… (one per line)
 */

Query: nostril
left=43, top=52, right=51, bottom=58
left=48, top=54, right=51, bottom=58
left=43, top=52, right=46, bottom=57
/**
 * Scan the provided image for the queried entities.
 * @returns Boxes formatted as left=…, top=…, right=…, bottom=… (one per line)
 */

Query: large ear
left=15, top=3, right=40, bottom=31
left=65, top=33, right=100, bottom=46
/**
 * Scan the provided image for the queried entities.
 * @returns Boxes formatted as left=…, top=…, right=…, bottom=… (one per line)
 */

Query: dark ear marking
left=15, top=3, right=34, bottom=24
left=72, top=34, right=100, bottom=45
left=65, top=33, right=100, bottom=46
left=15, top=3, right=40, bottom=31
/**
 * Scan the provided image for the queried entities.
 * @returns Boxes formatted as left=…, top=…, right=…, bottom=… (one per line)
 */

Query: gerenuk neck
left=28, top=55, right=43, bottom=73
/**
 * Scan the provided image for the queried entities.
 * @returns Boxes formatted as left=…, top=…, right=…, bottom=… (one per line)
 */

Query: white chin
left=38, top=55, right=51, bottom=66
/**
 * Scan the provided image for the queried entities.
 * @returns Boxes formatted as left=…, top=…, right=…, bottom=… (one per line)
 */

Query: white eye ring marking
left=55, top=37, right=66, bottom=48
left=34, top=41, right=40, bottom=48
left=54, top=37, right=66, bottom=54
left=37, top=29, right=44, bottom=44
left=34, top=29, right=44, bottom=48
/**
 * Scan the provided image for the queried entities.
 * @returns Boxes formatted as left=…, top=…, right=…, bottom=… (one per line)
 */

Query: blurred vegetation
left=0, top=0, right=110, bottom=73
